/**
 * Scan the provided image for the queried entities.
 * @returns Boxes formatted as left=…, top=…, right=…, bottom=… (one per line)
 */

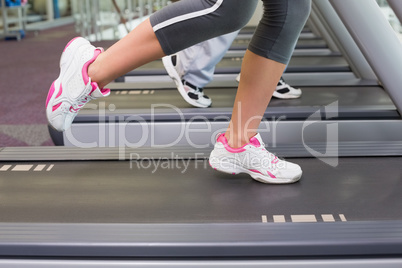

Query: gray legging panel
left=150, top=0, right=311, bottom=65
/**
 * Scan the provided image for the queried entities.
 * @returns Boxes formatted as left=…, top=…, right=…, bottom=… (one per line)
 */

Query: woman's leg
left=209, top=0, right=311, bottom=184
left=89, top=0, right=257, bottom=89
left=226, top=51, right=286, bottom=148
left=225, top=0, right=312, bottom=148
left=88, top=20, right=163, bottom=89
left=46, top=0, right=258, bottom=131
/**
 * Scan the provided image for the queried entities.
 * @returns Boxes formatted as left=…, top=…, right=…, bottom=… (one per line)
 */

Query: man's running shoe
left=273, top=77, right=302, bottom=99
left=46, top=37, right=110, bottom=132
left=236, top=74, right=302, bottom=99
left=162, top=54, right=212, bottom=108
left=209, top=133, right=302, bottom=184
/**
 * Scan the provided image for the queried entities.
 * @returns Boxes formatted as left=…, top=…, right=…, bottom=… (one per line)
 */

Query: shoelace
left=183, top=80, right=204, bottom=93
left=70, top=87, right=95, bottom=113
left=256, top=141, right=280, bottom=164
left=277, top=79, right=290, bottom=88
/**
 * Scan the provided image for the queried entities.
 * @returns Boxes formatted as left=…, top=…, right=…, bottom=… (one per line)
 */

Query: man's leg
left=181, top=31, right=240, bottom=88
left=163, top=30, right=239, bottom=107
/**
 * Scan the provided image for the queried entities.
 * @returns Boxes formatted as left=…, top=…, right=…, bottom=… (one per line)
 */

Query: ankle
left=88, top=55, right=107, bottom=89
left=224, top=133, right=249, bottom=149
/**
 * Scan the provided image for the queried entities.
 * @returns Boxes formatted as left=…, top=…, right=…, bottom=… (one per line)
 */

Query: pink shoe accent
left=267, top=171, right=276, bottom=179
left=69, top=106, right=80, bottom=113
left=47, top=83, right=63, bottom=111
left=217, top=133, right=263, bottom=153
left=217, top=134, right=246, bottom=153
left=46, top=81, right=56, bottom=108
left=52, top=103, right=62, bottom=112
left=90, top=82, right=99, bottom=94
left=89, top=81, right=111, bottom=96
left=82, top=49, right=102, bottom=85
left=63, top=37, right=80, bottom=52
left=100, top=87, right=111, bottom=96
left=217, top=134, right=261, bottom=153
left=249, top=169, right=264, bottom=175
left=249, top=136, right=261, bottom=147
left=56, top=84, right=63, bottom=99
left=250, top=169, right=276, bottom=179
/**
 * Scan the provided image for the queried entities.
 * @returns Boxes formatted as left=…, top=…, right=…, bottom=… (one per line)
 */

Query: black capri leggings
left=150, top=0, right=311, bottom=65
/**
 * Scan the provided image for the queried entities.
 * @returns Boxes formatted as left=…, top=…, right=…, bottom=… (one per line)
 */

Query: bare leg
left=86, top=18, right=285, bottom=150
left=225, top=50, right=286, bottom=148
left=88, top=19, right=165, bottom=89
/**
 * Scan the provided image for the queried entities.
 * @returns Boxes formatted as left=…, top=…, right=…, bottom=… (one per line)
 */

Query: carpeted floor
left=0, top=24, right=114, bottom=147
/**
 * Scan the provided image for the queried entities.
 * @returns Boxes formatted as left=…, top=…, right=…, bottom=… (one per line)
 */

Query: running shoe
left=209, top=133, right=302, bottom=184
left=273, top=77, right=302, bottom=99
left=46, top=37, right=110, bottom=132
left=162, top=54, right=212, bottom=108
left=236, top=74, right=302, bottom=99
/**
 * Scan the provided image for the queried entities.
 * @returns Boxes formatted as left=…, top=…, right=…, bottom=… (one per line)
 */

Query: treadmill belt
left=104, top=86, right=394, bottom=109
left=76, top=86, right=397, bottom=121
left=1, top=146, right=402, bottom=259
left=125, top=55, right=350, bottom=76
left=0, top=156, right=402, bottom=223
left=62, top=86, right=401, bottom=157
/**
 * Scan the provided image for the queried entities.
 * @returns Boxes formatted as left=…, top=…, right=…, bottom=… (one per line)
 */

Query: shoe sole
left=46, top=37, right=90, bottom=131
left=272, top=90, right=302, bottom=99
left=209, top=159, right=302, bottom=184
left=162, top=56, right=209, bottom=108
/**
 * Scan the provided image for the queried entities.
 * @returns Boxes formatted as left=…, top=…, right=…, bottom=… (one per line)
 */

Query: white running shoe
left=273, top=78, right=302, bottom=99
left=46, top=37, right=110, bottom=132
left=209, top=133, right=302, bottom=184
left=236, top=74, right=302, bottom=99
left=162, top=54, right=212, bottom=108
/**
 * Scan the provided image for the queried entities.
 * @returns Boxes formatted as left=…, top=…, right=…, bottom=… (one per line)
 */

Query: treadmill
left=1, top=146, right=402, bottom=266
left=1, top=1, right=402, bottom=266
left=120, top=54, right=350, bottom=76
left=111, top=26, right=351, bottom=89
left=53, top=83, right=402, bottom=158
left=117, top=31, right=350, bottom=78
left=112, top=52, right=350, bottom=90
left=52, top=3, right=401, bottom=156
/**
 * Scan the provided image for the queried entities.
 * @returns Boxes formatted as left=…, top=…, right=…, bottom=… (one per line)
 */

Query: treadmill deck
left=0, top=154, right=401, bottom=224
